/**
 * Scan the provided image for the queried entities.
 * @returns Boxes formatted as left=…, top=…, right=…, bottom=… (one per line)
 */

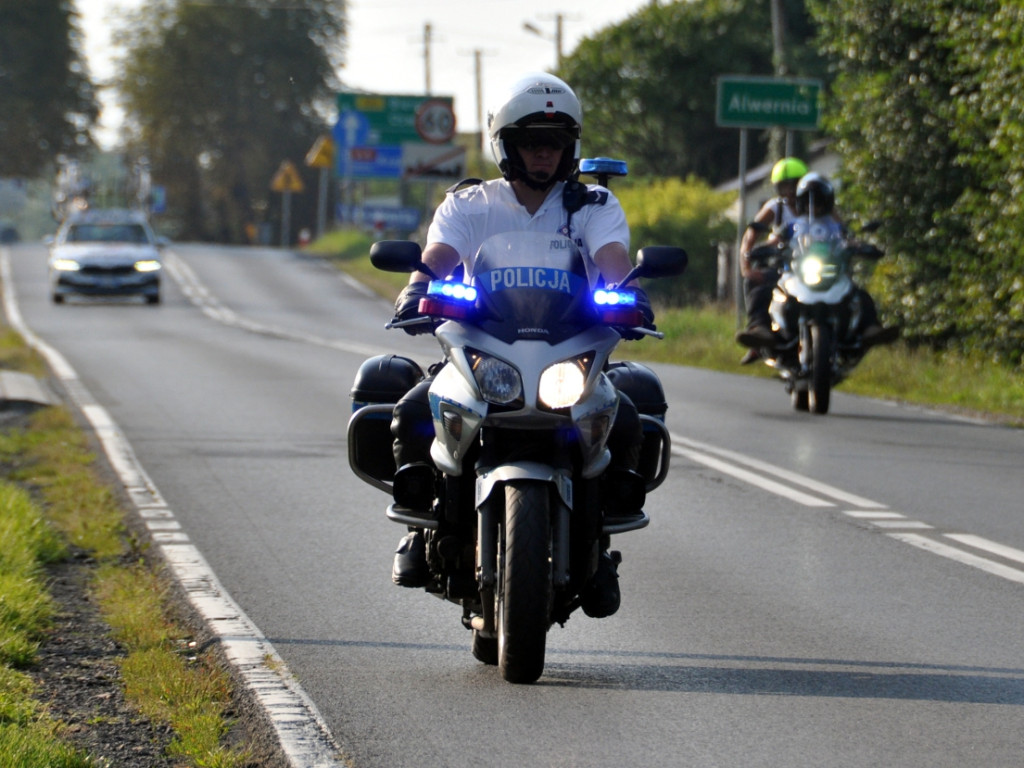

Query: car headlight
left=134, top=260, right=162, bottom=273
left=539, top=359, right=587, bottom=409
left=471, top=354, right=522, bottom=405
left=51, top=259, right=81, bottom=272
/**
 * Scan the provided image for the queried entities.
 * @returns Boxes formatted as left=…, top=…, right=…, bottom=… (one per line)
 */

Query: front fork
left=473, top=474, right=572, bottom=637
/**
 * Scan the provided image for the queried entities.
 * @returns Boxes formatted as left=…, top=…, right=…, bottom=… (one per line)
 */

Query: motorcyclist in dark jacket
left=740, top=172, right=897, bottom=349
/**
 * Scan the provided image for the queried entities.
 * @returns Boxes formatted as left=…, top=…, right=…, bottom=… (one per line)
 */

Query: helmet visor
left=501, top=125, right=577, bottom=151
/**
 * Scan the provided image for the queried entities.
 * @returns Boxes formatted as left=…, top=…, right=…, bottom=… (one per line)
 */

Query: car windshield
left=66, top=224, right=150, bottom=244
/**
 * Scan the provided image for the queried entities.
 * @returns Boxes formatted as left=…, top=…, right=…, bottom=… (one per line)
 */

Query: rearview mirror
left=369, top=240, right=423, bottom=273
left=635, top=246, right=688, bottom=279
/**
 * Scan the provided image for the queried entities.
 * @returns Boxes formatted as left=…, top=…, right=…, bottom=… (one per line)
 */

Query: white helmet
left=486, top=72, right=582, bottom=188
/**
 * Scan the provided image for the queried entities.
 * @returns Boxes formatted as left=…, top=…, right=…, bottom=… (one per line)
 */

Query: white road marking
left=844, top=510, right=907, bottom=519
left=672, top=433, right=886, bottom=508
left=164, top=249, right=385, bottom=358
left=666, top=422, right=1024, bottom=587
left=945, top=534, right=1024, bottom=566
left=889, top=533, right=1024, bottom=585
left=671, top=442, right=835, bottom=507
left=1, top=249, right=348, bottom=768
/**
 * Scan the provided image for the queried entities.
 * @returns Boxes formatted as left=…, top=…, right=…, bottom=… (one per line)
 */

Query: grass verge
left=627, top=304, right=1023, bottom=425
left=0, top=339, right=253, bottom=765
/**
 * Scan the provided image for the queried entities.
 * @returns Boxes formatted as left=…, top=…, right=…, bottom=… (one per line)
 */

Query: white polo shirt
left=426, top=179, right=629, bottom=281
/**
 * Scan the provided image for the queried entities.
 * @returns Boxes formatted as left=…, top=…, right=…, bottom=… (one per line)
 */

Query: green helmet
left=770, top=157, right=808, bottom=185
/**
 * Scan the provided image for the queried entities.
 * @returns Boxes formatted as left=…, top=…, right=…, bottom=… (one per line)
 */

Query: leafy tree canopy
left=559, top=0, right=827, bottom=184
left=811, top=0, right=1024, bottom=364
left=0, top=0, right=97, bottom=177
left=117, top=0, right=345, bottom=241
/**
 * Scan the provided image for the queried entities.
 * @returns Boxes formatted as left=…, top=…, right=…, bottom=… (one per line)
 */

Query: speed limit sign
left=415, top=99, right=456, bottom=144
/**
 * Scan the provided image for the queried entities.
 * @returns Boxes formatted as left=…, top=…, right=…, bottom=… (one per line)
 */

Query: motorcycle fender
left=428, top=363, right=486, bottom=476
left=572, top=373, right=618, bottom=478
left=475, top=462, right=573, bottom=510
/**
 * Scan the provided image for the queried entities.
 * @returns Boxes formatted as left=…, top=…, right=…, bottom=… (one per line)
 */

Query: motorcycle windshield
left=791, top=216, right=846, bottom=290
left=469, top=232, right=598, bottom=344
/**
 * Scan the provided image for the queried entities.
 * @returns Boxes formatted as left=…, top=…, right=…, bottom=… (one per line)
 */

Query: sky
left=78, top=0, right=656, bottom=149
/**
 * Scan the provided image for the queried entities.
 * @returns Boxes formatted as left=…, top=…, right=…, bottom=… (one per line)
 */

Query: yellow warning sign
left=305, top=135, right=335, bottom=169
left=271, top=160, right=305, bottom=193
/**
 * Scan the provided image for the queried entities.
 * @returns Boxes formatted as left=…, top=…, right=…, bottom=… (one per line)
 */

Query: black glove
left=392, top=282, right=433, bottom=335
left=619, top=286, right=656, bottom=341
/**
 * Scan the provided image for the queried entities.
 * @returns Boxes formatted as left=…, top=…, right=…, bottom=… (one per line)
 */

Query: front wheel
left=497, top=480, right=552, bottom=684
left=809, top=322, right=834, bottom=414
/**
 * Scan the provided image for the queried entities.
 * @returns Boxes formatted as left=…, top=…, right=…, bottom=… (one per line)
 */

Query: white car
left=48, top=209, right=166, bottom=304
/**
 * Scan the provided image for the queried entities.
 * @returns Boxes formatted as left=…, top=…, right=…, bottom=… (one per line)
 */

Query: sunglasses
left=504, top=127, right=576, bottom=151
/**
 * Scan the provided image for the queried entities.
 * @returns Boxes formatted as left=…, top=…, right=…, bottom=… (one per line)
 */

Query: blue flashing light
left=593, top=288, right=636, bottom=307
left=428, top=280, right=478, bottom=303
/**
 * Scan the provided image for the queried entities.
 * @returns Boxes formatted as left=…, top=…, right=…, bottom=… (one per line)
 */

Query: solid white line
left=945, top=534, right=1024, bottom=566
left=1, top=249, right=347, bottom=768
left=671, top=433, right=886, bottom=508
left=671, top=444, right=834, bottom=507
left=889, top=533, right=1024, bottom=585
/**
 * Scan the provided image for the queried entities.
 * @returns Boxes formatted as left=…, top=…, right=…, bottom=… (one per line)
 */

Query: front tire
left=809, top=322, right=833, bottom=414
left=497, top=480, right=552, bottom=684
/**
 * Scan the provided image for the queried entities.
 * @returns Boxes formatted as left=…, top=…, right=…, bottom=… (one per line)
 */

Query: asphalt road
left=5, top=242, right=1023, bottom=767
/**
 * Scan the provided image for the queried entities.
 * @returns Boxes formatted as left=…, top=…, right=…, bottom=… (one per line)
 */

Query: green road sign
left=716, top=76, right=822, bottom=130
left=336, top=93, right=455, bottom=145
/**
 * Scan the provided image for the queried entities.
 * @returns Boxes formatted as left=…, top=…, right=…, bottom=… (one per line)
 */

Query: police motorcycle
left=745, top=214, right=885, bottom=415
left=347, top=198, right=687, bottom=683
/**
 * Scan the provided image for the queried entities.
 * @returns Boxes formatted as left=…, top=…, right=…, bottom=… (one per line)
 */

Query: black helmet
left=794, top=172, right=835, bottom=216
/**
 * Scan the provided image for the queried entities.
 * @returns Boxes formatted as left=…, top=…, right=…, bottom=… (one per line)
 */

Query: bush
left=614, top=177, right=735, bottom=305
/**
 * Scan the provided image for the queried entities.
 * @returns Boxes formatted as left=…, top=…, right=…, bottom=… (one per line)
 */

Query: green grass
left=95, top=564, right=243, bottom=766
left=633, top=303, right=1024, bottom=425
left=303, top=228, right=408, bottom=298
left=0, top=337, right=253, bottom=766
left=0, top=481, right=96, bottom=768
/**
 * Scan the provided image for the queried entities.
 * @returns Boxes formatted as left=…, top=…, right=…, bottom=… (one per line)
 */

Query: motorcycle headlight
left=800, top=256, right=825, bottom=286
left=539, top=359, right=587, bottom=410
left=471, top=354, right=522, bottom=405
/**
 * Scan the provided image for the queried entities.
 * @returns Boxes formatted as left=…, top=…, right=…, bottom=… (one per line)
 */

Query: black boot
left=736, top=323, right=775, bottom=348
left=392, top=530, right=429, bottom=587
left=581, top=550, right=622, bottom=618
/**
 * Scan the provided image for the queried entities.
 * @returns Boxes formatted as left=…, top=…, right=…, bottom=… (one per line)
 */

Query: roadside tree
left=0, top=0, right=97, bottom=178
left=117, top=0, right=345, bottom=241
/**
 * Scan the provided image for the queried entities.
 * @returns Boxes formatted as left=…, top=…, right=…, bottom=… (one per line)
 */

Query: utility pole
left=473, top=49, right=483, bottom=149
left=523, top=13, right=573, bottom=70
left=459, top=47, right=496, bottom=154
left=554, top=13, right=564, bottom=69
left=769, top=0, right=789, bottom=157
left=424, top=23, right=432, bottom=94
